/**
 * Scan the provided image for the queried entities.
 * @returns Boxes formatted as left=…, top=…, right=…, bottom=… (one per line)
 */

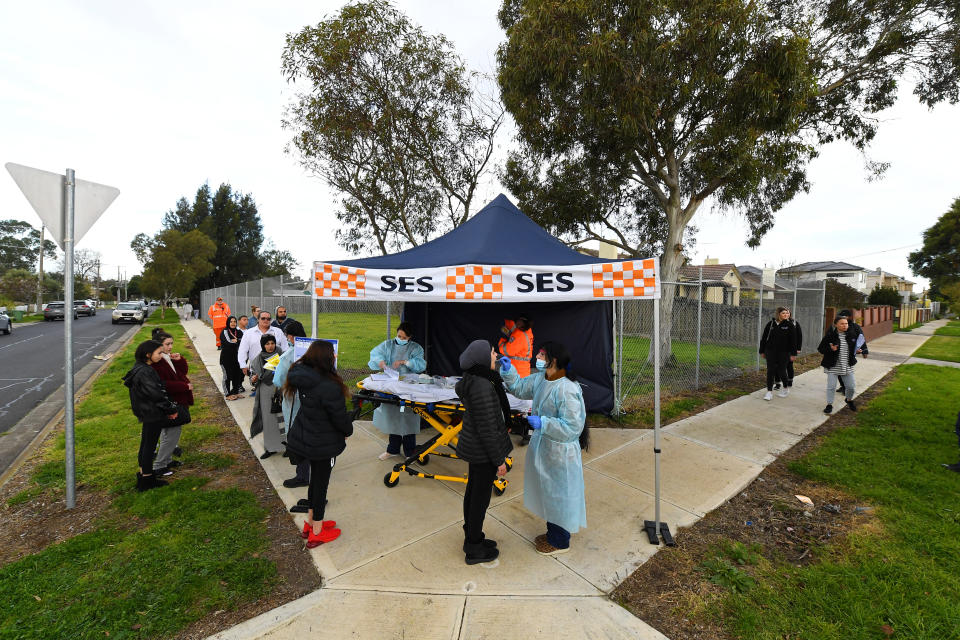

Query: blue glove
left=498, top=356, right=512, bottom=371
left=527, top=415, right=541, bottom=430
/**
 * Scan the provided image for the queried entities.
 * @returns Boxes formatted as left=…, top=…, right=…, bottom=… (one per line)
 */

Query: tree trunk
left=648, top=205, right=687, bottom=367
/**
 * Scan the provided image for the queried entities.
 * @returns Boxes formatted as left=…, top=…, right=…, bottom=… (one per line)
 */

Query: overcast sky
left=2, top=1, right=956, bottom=292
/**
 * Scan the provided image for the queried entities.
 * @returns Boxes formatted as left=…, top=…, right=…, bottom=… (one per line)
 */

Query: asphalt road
left=0, top=309, right=148, bottom=477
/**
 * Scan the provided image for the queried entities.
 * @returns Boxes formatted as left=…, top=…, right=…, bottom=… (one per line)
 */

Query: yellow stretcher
left=352, top=382, right=517, bottom=495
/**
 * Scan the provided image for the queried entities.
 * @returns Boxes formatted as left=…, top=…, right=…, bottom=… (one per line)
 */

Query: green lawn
left=620, top=335, right=757, bottom=395
left=0, top=322, right=278, bottom=639
left=913, top=335, right=960, bottom=363
left=290, top=311, right=400, bottom=387
left=934, top=324, right=960, bottom=337
left=708, top=364, right=960, bottom=638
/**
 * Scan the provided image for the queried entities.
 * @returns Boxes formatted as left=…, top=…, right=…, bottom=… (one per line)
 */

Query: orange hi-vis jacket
left=498, top=320, right=533, bottom=377
left=208, top=302, right=231, bottom=330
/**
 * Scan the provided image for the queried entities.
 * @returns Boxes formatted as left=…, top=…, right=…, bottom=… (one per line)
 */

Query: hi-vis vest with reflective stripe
left=498, top=321, right=533, bottom=377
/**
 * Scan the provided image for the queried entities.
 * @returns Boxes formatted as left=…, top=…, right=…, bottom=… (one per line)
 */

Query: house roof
left=780, top=261, right=864, bottom=273
left=679, top=263, right=742, bottom=282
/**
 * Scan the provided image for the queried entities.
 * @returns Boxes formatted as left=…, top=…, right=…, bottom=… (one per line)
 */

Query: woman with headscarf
left=367, top=322, right=427, bottom=460
left=219, top=315, right=244, bottom=399
left=249, top=333, right=284, bottom=458
left=455, top=339, right=514, bottom=564
left=500, top=341, right=588, bottom=556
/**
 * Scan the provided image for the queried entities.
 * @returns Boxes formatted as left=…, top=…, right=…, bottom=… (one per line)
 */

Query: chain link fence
left=613, top=278, right=825, bottom=411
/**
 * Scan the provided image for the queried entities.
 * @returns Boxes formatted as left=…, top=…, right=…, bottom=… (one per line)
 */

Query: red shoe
left=306, top=526, right=341, bottom=548
left=301, top=520, right=337, bottom=539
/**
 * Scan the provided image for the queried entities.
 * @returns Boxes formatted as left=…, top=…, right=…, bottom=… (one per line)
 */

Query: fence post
left=386, top=301, right=392, bottom=342
left=695, top=267, right=702, bottom=389
left=756, top=279, right=764, bottom=371
left=280, top=274, right=284, bottom=308
left=792, top=277, right=798, bottom=314
left=820, top=281, right=827, bottom=336
left=245, top=281, right=249, bottom=318
left=259, top=278, right=264, bottom=311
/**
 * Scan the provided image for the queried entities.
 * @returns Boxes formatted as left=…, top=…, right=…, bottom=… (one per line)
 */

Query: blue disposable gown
left=502, top=368, right=587, bottom=533
left=368, top=339, right=427, bottom=436
left=271, top=345, right=300, bottom=434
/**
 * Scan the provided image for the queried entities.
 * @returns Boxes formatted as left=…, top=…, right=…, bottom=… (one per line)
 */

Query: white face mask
left=535, top=359, right=547, bottom=370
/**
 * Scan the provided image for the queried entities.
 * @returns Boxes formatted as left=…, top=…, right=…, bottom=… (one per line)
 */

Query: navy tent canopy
left=330, top=194, right=616, bottom=414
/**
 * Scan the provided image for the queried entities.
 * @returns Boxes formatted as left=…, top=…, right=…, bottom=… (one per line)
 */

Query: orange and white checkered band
left=446, top=265, right=503, bottom=300
left=314, top=264, right=366, bottom=298
left=592, top=259, right=658, bottom=298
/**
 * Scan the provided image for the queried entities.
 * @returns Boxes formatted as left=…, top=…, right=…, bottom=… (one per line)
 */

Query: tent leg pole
left=644, top=294, right=675, bottom=546
left=386, top=301, right=391, bottom=342
left=612, top=300, right=620, bottom=415
left=310, top=268, right=317, bottom=339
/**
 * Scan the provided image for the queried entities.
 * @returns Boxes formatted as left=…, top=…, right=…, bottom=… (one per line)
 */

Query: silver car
left=0, top=309, right=11, bottom=335
left=112, top=302, right=145, bottom=325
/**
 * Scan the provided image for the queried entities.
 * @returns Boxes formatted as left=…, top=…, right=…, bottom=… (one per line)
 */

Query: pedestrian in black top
left=219, top=315, right=244, bottom=399
left=774, top=313, right=803, bottom=389
left=283, top=340, right=353, bottom=548
left=759, top=307, right=799, bottom=401
left=123, top=339, right=180, bottom=492
left=817, top=315, right=864, bottom=414
left=455, top=339, right=514, bottom=565
left=835, top=309, right=868, bottom=394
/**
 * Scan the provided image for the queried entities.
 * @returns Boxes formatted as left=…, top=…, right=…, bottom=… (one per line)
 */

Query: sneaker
left=166, top=460, right=182, bottom=469
left=464, top=542, right=500, bottom=565
left=773, top=382, right=781, bottom=390
left=153, top=467, right=174, bottom=477
left=846, top=400, right=857, bottom=412
left=823, top=404, right=833, bottom=414
left=534, top=537, right=569, bottom=556
left=763, top=391, right=773, bottom=401
left=776, top=389, right=788, bottom=398
left=942, top=462, right=960, bottom=472
left=283, top=477, right=310, bottom=488
left=378, top=451, right=399, bottom=461
left=173, top=446, right=183, bottom=457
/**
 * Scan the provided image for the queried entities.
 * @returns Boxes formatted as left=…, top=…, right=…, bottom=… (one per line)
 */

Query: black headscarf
left=466, top=364, right=511, bottom=426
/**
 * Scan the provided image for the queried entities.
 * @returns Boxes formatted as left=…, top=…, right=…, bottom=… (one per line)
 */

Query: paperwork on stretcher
left=360, top=375, right=532, bottom=413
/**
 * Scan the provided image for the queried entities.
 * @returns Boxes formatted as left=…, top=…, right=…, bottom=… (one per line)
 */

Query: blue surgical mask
left=535, top=359, right=547, bottom=370
left=396, top=338, right=408, bottom=345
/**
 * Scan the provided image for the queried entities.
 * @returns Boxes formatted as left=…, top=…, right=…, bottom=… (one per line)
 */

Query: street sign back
left=4, top=162, right=119, bottom=250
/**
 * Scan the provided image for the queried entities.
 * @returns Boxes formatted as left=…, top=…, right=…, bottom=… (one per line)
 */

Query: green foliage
left=699, top=542, right=760, bottom=594
left=908, top=197, right=960, bottom=291
left=0, top=267, right=37, bottom=303
left=140, top=229, right=216, bottom=305
left=867, top=284, right=902, bottom=306
left=282, top=0, right=503, bottom=255
left=824, top=278, right=865, bottom=310
left=714, top=365, right=960, bottom=638
left=0, top=219, right=58, bottom=275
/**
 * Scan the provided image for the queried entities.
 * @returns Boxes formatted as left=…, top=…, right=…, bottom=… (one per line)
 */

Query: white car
left=112, top=302, right=145, bottom=325
left=0, top=309, right=11, bottom=335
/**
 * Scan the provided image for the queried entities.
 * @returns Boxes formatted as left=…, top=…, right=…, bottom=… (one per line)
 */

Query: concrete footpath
left=178, top=316, right=946, bottom=640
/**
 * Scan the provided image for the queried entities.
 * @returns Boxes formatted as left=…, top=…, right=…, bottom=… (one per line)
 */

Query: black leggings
left=138, top=421, right=166, bottom=474
left=308, top=458, right=334, bottom=520
left=463, top=461, right=497, bottom=544
left=765, top=352, right=791, bottom=391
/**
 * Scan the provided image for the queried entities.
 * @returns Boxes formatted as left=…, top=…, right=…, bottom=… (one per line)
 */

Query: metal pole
left=36, top=225, right=45, bottom=312
left=386, top=301, right=392, bottom=342
left=756, top=279, right=764, bottom=371
left=653, top=295, right=662, bottom=533
left=820, top=280, right=827, bottom=337
left=618, top=300, right=623, bottom=409
left=612, top=300, right=619, bottom=413
left=259, top=278, right=264, bottom=311
left=695, top=266, right=703, bottom=389
left=310, top=269, right=318, bottom=339
left=63, top=169, right=76, bottom=510
left=280, top=274, right=285, bottom=308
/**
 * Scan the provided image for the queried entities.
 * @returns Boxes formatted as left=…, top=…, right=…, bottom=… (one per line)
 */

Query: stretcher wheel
left=493, top=485, right=506, bottom=497
left=418, top=454, right=430, bottom=465
left=383, top=473, right=399, bottom=487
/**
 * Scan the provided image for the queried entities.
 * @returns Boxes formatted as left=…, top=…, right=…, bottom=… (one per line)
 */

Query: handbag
left=165, top=403, right=191, bottom=428
left=270, top=388, right=283, bottom=414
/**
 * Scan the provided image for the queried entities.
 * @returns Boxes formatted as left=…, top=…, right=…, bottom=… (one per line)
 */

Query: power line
left=847, top=243, right=921, bottom=259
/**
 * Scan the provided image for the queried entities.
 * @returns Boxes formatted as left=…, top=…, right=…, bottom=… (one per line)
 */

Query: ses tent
left=314, top=194, right=659, bottom=414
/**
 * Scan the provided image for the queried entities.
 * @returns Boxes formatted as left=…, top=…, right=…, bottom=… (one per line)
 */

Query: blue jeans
left=387, top=433, right=417, bottom=457
left=546, top=522, right=570, bottom=549
left=826, top=372, right=855, bottom=404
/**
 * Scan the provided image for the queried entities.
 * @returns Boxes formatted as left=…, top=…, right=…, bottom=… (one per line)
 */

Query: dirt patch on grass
left=0, top=329, right=321, bottom=639
left=610, top=370, right=895, bottom=640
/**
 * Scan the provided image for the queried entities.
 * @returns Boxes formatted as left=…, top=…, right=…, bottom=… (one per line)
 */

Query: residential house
left=864, top=267, right=915, bottom=302
left=777, top=261, right=868, bottom=291
left=738, top=265, right=794, bottom=300
left=675, top=259, right=743, bottom=305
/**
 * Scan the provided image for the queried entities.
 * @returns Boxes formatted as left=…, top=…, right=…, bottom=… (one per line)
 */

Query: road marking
left=0, top=334, right=44, bottom=352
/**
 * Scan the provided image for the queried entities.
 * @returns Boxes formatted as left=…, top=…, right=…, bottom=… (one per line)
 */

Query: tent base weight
left=643, top=520, right=676, bottom=547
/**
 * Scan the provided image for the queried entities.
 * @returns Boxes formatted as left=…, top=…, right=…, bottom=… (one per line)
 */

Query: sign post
left=5, top=163, right=119, bottom=509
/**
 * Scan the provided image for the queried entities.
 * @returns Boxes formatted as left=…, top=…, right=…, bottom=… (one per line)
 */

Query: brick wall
left=824, top=306, right=893, bottom=342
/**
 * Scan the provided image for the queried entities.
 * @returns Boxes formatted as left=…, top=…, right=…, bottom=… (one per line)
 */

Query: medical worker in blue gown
left=499, top=341, right=588, bottom=556
left=368, top=322, right=427, bottom=460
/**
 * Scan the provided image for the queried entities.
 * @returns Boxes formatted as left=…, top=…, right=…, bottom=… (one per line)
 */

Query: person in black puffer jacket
left=282, top=340, right=353, bottom=548
left=455, top=339, right=514, bottom=565
left=759, top=307, right=800, bottom=401
left=122, top=340, right=180, bottom=492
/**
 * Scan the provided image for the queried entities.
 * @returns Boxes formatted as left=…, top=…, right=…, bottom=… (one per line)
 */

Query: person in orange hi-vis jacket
left=497, top=317, right=534, bottom=377
left=208, top=297, right=231, bottom=349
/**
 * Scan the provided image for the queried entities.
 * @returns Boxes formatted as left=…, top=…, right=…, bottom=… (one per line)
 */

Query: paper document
left=264, top=353, right=282, bottom=371
left=371, top=367, right=400, bottom=381
left=855, top=334, right=865, bottom=352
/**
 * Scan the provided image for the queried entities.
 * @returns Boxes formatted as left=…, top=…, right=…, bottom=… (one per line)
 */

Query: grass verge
left=912, top=334, right=960, bottom=363
left=0, top=320, right=313, bottom=639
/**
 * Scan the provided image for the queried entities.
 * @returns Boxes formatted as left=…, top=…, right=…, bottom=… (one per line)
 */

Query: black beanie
left=459, top=339, right=491, bottom=371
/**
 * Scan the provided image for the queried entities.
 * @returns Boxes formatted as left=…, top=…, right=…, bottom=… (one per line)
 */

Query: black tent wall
left=402, top=300, right=614, bottom=414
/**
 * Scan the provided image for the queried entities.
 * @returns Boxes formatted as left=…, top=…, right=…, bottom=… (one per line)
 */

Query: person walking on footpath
left=501, top=341, right=588, bottom=556
left=835, top=309, right=868, bottom=395
left=759, top=306, right=799, bottom=401
left=249, top=334, right=284, bottom=455
left=455, top=340, right=513, bottom=565
left=123, top=340, right=180, bottom=492
left=368, top=322, right=427, bottom=460
left=283, top=340, right=352, bottom=548
left=273, top=320, right=312, bottom=490
left=208, top=297, right=231, bottom=349
left=774, top=312, right=803, bottom=390
left=150, top=330, right=194, bottom=475
left=219, top=316, right=245, bottom=399
left=818, top=315, right=864, bottom=414
left=238, top=310, right=287, bottom=393
left=272, top=306, right=292, bottom=332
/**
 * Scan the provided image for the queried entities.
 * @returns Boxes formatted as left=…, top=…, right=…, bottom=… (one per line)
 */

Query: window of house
left=826, top=272, right=853, bottom=278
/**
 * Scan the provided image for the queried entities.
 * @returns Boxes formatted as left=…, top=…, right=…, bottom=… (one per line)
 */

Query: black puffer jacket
left=759, top=319, right=800, bottom=356
left=122, top=362, right=178, bottom=423
left=817, top=328, right=862, bottom=369
left=455, top=373, right=514, bottom=466
left=284, top=364, right=353, bottom=460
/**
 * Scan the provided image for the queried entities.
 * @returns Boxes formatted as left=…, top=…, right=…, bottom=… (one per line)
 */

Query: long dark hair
left=538, top=341, right=589, bottom=450
left=283, top=340, right=349, bottom=399
left=135, top=339, right=163, bottom=363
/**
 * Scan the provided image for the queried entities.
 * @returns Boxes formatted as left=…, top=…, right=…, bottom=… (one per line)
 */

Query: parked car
left=84, top=299, right=98, bottom=315
left=74, top=301, right=95, bottom=317
left=112, top=302, right=145, bottom=325
left=149, top=300, right=160, bottom=306
left=44, top=302, right=79, bottom=321
left=0, top=309, right=11, bottom=335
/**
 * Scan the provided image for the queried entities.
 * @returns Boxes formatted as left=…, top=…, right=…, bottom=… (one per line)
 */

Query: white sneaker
left=377, top=452, right=398, bottom=461
left=763, top=391, right=773, bottom=401
left=777, top=389, right=789, bottom=398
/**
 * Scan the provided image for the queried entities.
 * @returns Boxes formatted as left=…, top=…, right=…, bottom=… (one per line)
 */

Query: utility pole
left=94, top=259, right=100, bottom=305
left=123, top=270, right=127, bottom=301
left=36, top=225, right=45, bottom=312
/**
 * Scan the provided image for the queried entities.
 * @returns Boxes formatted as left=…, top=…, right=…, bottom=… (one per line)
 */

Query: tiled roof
left=780, top=261, right=864, bottom=273
left=679, top=263, right=741, bottom=282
